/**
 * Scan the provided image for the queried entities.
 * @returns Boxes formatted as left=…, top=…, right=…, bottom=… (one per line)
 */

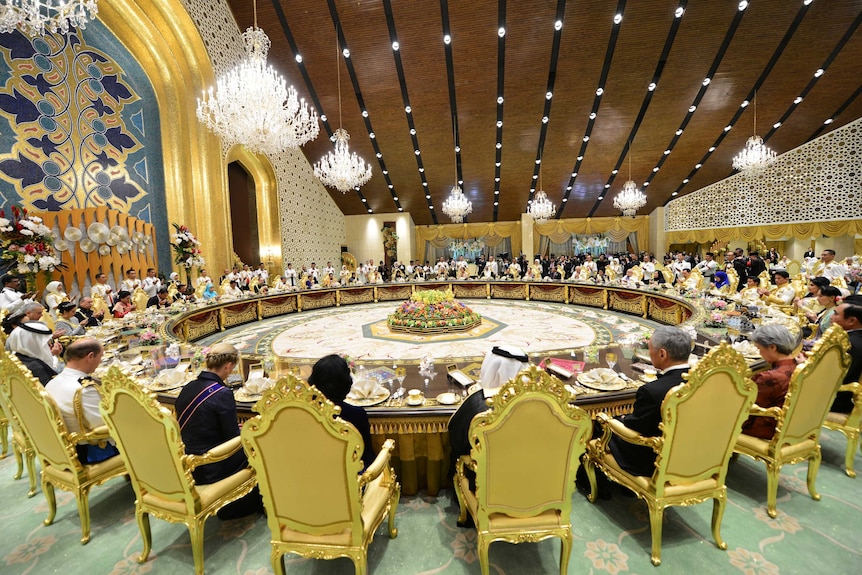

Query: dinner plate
left=576, top=368, right=627, bottom=391
left=149, top=380, right=185, bottom=392
left=436, top=392, right=460, bottom=405
left=234, top=388, right=263, bottom=403
left=405, top=397, right=425, bottom=406
left=344, top=388, right=390, bottom=407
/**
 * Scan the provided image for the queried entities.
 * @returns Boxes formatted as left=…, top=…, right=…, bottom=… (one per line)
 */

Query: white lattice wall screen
left=665, top=117, right=862, bottom=231
left=180, top=0, right=346, bottom=267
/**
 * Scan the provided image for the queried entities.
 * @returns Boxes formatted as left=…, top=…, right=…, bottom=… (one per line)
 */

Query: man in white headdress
left=447, top=344, right=529, bottom=506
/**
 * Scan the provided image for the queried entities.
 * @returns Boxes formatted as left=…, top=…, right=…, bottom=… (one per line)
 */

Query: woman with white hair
left=5, top=320, right=62, bottom=384
left=448, top=345, right=529, bottom=498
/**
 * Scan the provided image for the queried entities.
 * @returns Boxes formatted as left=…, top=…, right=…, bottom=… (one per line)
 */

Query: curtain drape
left=415, top=223, right=521, bottom=263
left=549, top=237, right=573, bottom=257
left=533, top=216, right=649, bottom=255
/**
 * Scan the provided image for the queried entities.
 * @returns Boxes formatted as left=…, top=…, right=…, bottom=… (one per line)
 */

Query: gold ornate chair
left=132, top=287, right=149, bottom=311
left=98, top=366, right=257, bottom=575
left=0, top=351, right=126, bottom=543
left=453, top=366, right=592, bottom=575
left=585, top=344, right=757, bottom=566
left=241, top=376, right=399, bottom=575
left=823, top=382, right=862, bottom=477
left=786, top=259, right=802, bottom=277
left=0, top=395, right=38, bottom=496
left=733, top=325, right=850, bottom=518
left=91, top=293, right=110, bottom=317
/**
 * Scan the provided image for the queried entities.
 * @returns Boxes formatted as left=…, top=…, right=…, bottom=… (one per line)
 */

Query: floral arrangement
left=680, top=287, right=701, bottom=299
left=171, top=223, right=205, bottom=269
left=706, top=298, right=728, bottom=310
left=388, top=289, right=481, bottom=331
left=139, top=329, right=162, bottom=345
left=0, top=206, right=62, bottom=277
left=703, top=312, right=726, bottom=328
left=381, top=226, right=398, bottom=259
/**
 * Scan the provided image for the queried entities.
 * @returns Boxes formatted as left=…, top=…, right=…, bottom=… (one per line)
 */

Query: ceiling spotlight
left=773, top=122, right=782, bottom=129
left=419, top=167, right=424, bottom=172
left=398, top=207, right=403, bottom=212
left=495, top=177, right=500, bottom=182
left=695, top=163, right=702, bottom=169
left=444, top=34, right=451, bottom=44
left=577, top=156, right=583, bottom=161
left=671, top=191, right=678, bottom=196
left=542, top=116, right=549, bottom=123
left=612, top=169, right=618, bottom=175
left=498, top=27, right=506, bottom=37
left=555, top=20, right=563, bottom=30
left=532, top=175, right=538, bottom=180
left=497, top=96, right=504, bottom=104
left=596, top=87, right=604, bottom=96
left=535, top=159, right=541, bottom=164
left=342, top=48, right=350, bottom=58
left=815, top=68, right=824, bottom=77
left=648, top=82, right=656, bottom=91
left=367, top=208, right=372, bottom=213
left=653, top=167, right=660, bottom=172
left=676, top=129, right=683, bottom=135
left=675, top=7, right=685, bottom=18
left=738, top=1, right=749, bottom=11
left=824, top=118, right=833, bottom=125
left=410, top=128, right=416, bottom=135
left=589, top=112, right=597, bottom=119
left=741, top=100, right=750, bottom=108
left=566, top=186, right=572, bottom=191
left=546, top=91, right=553, bottom=100
left=583, top=136, right=590, bottom=142
left=496, top=142, right=502, bottom=149
left=361, top=110, right=368, bottom=117
left=369, top=132, right=375, bottom=139
left=376, top=152, right=382, bottom=158
left=614, top=14, right=622, bottom=24
left=689, top=105, right=697, bottom=113
left=320, top=114, right=327, bottom=122
left=426, top=194, right=431, bottom=199
left=405, top=105, right=412, bottom=113
left=495, top=162, right=501, bottom=167
left=703, top=78, right=711, bottom=86
left=708, top=146, right=716, bottom=152
left=295, top=54, right=303, bottom=63
left=598, top=196, right=604, bottom=200
left=362, top=198, right=367, bottom=202
left=496, top=120, right=503, bottom=127
left=392, top=41, right=399, bottom=51
left=414, top=149, right=420, bottom=155
left=683, top=178, right=689, bottom=183
left=664, top=149, right=671, bottom=155
left=794, top=97, right=803, bottom=104
left=572, top=172, right=577, bottom=177
left=455, top=146, right=460, bottom=152
left=604, top=184, right=610, bottom=188
left=724, top=125, right=732, bottom=132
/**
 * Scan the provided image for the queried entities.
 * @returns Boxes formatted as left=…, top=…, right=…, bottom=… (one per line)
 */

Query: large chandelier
left=196, top=1, right=319, bottom=155
left=613, top=142, right=646, bottom=217
left=528, top=166, right=556, bottom=223
left=732, top=92, right=776, bottom=172
left=314, top=30, right=371, bottom=193
left=0, top=0, right=98, bottom=36
left=442, top=185, right=472, bottom=223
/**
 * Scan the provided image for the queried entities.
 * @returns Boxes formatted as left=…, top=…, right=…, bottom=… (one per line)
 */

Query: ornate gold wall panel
left=529, top=285, right=566, bottom=303
left=299, top=291, right=337, bottom=311
left=568, top=286, right=606, bottom=308
left=491, top=284, right=526, bottom=300
left=340, top=287, right=376, bottom=305
left=609, top=292, right=647, bottom=318
left=220, top=301, right=258, bottom=328
left=453, top=283, right=489, bottom=299
left=259, top=295, right=298, bottom=318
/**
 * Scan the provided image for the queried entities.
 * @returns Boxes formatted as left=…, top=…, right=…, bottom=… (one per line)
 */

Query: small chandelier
left=442, top=117, right=472, bottom=223
left=196, top=0, right=319, bottom=155
left=528, top=165, right=556, bottom=223
left=613, top=142, right=646, bottom=217
left=314, top=28, right=372, bottom=192
left=732, top=92, right=776, bottom=172
left=442, top=185, right=472, bottom=223
left=0, top=0, right=98, bottom=36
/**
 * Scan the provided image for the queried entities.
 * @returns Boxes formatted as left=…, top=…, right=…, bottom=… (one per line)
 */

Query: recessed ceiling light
left=419, top=167, right=424, bottom=172
left=676, top=129, right=683, bottom=135
left=426, top=194, right=431, bottom=199
left=643, top=182, right=649, bottom=186
left=555, top=20, right=563, bottom=30
left=295, top=54, right=303, bottom=63
left=535, top=159, right=541, bottom=164
left=393, top=196, right=397, bottom=200
left=604, top=184, right=610, bottom=188
left=398, top=207, right=403, bottom=212
left=382, top=170, right=388, bottom=175
left=689, top=105, right=697, bottom=113
left=367, top=208, right=372, bottom=213
left=494, top=190, right=499, bottom=195
left=429, top=205, right=434, bottom=209
left=596, top=87, right=604, bottom=96
left=494, top=201, right=498, bottom=206
left=703, top=78, right=711, bottom=86
left=458, top=180, right=463, bottom=185
left=824, top=118, right=833, bottom=125
left=738, top=1, right=749, bottom=11
left=530, top=188, right=535, bottom=193
left=369, top=132, right=375, bottom=139
left=498, top=27, right=506, bottom=37
left=741, top=100, right=749, bottom=108
left=648, top=82, right=656, bottom=91
left=814, top=68, right=824, bottom=77
left=542, top=116, right=549, bottom=123
left=376, top=152, right=382, bottom=158
left=794, top=97, right=803, bottom=104
left=671, top=191, right=678, bottom=196
left=410, top=128, right=416, bottom=135
left=653, top=167, right=660, bottom=172
left=497, top=96, right=504, bottom=104
left=708, top=146, right=716, bottom=152
left=362, top=198, right=367, bottom=202
left=773, top=122, right=782, bottom=129
left=572, top=172, right=577, bottom=177
left=443, top=34, right=451, bottom=44
left=320, top=114, right=327, bottom=122
left=361, top=110, right=368, bottom=117
left=614, top=14, right=622, bottom=24
left=496, top=120, right=503, bottom=127
left=495, top=177, right=500, bottom=182
left=414, top=150, right=420, bottom=155
left=612, top=169, right=618, bottom=174
left=577, top=156, right=583, bottom=161
left=589, top=112, right=597, bottom=120
left=496, top=142, right=502, bottom=149
left=675, top=7, right=685, bottom=18
left=683, top=178, right=689, bottom=183
left=694, top=163, right=702, bottom=169
left=724, top=125, right=732, bottom=131
left=422, top=182, right=428, bottom=186
left=598, top=196, right=604, bottom=200
left=387, top=184, right=392, bottom=189
left=546, top=91, right=553, bottom=100
left=664, top=150, right=671, bottom=155
left=455, top=146, right=460, bottom=153
left=392, top=41, right=399, bottom=51
left=533, top=175, right=538, bottom=180
left=562, top=197, right=567, bottom=202
left=495, top=162, right=501, bottom=167
left=405, top=105, right=412, bottom=113
left=566, top=186, right=572, bottom=191
left=583, top=136, right=589, bottom=142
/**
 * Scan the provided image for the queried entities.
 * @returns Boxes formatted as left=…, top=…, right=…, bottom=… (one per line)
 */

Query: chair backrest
left=786, top=259, right=802, bottom=277
left=91, top=293, right=110, bottom=316
left=132, top=288, right=148, bottom=312
left=653, top=344, right=757, bottom=493
left=468, top=366, right=591, bottom=525
left=242, top=377, right=365, bottom=545
left=774, top=325, right=850, bottom=446
left=0, top=350, right=81, bottom=473
left=100, top=367, right=199, bottom=511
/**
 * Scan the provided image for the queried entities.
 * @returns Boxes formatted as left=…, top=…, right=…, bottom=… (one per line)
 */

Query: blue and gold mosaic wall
left=0, top=20, right=170, bottom=268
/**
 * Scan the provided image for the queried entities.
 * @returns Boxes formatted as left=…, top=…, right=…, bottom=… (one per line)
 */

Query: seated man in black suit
left=146, top=286, right=172, bottom=309
left=607, top=325, right=692, bottom=476
left=829, top=303, right=862, bottom=413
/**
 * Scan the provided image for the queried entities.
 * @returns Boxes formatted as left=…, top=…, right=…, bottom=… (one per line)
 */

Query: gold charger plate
left=344, top=388, right=391, bottom=407
left=436, top=392, right=461, bottom=405
left=577, top=368, right=627, bottom=391
left=234, top=388, right=263, bottom=403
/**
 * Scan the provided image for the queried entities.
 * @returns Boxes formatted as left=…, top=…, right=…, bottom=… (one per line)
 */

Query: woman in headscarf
left=43, top=281, right=67, bottom=319
left=202, top=283, right=219, bottom=301
left=447, top=345, right=529, bottom=496
left=5, top=320, right=62, bottom=384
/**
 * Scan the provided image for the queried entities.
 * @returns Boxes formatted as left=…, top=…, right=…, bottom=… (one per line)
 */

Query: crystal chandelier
left=613, top=143, right=646, bottom=217
left=528, top=166, right=556, bottom=223
left=196, top=1, right=319, bottom=156
left=0, top=0, right=98, bottom=36
left=442, top=185, right=472, bottom=223
left=314, top=29, right=371, bottom=193
left=732, top=92, right=776, bottom=172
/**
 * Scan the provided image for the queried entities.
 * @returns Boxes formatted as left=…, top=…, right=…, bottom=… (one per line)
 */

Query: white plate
left=344, top=388, right=390, bottom=407
left=436, top=392, right=460, bottom=405
left=576, top=368, right=627, bottom=391
left=234, top=388, right=263, bottom=403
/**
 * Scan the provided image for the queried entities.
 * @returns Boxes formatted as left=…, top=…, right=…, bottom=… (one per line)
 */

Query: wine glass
left=727, top=327, right=740, bottom=345
left=605, top=352, right=618, bottom=371
left=395, top=367, right=407, bottom=397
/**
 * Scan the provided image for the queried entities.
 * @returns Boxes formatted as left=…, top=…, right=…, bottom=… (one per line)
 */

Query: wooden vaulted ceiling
left=224, top=0, right=862, bottom=226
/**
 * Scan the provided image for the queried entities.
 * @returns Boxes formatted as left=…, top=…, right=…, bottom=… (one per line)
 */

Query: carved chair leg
left=188, top=520, right=206, bottom=575
left=647, top=501, right=665, bottom=566
left=271, top=547, right=286, bottom=575
left=135, top=508, right=152, bottom=563
left=0, top=420, right=8, bottom=458
left=75, top=486, right=93, bottom=544
left=12, top=443, right=23, bottom=480
left=807, top=447, right=822, bottom=501
left=711, top=493, right=728, bottom=550
left=585, top=458, right=599, bottom=504
left=559, top=530, right=573, bottom=575
left=43, top=480, right=56, bottom=526
left=453, top=475, right=468, bottom=525
left=351, top=550, right=367, bottom=575
left=25, top=450, right=36, bottom=497
left=765, top=462, right=781, bottom=518
left=388, top=483, right=400, bottom=538
left=478, top=534, right=491, bottom=575
left=843, top=431, right=858, bottom=478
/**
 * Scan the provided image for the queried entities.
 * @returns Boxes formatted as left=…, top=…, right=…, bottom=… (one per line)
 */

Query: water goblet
left=605, top=352, right=618, bottom=371
left=395, top=367, right=407, bottom=397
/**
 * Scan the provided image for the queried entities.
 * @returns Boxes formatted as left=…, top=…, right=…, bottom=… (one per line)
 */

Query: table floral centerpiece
left=388, top=289, right=482, bottom=333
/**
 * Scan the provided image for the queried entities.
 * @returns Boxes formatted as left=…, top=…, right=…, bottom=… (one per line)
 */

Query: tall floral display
left=0, top=206, right=62, bottom=289
left=171, top=223, right=205, bottom=283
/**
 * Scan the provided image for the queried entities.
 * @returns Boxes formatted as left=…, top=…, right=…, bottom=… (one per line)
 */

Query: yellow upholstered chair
left=91, top=293, right=110, bottom=317
left=585, top=344, right=757, bottom=566
left=453, top=366, right=592, bottom=575
left=98, top=366, right=256, bottom=575
left=786, top=259, right=802, bottom=277
left=167, top=282, right=178, bottom=300
left=733, top=325, right=850, bottom=517
left=241, top=376, right=399, bottom=575
left=132, top=287, right=149, bottom=311
left=823, top=382, right=862, bottom=477
left=0, top=351, right=126, bottom=543
left=0, top=394, right=38, bottom=496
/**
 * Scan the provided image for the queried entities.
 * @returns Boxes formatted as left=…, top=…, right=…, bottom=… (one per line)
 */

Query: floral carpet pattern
left=1, top=428, right=860, bottom=574
left=197, top=301, right=657, bottom=363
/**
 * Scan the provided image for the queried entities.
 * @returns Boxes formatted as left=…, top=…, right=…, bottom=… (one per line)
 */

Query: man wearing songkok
left=45, top=338, right=119, bottom=463
left=830, top=303, right=862, bottom=413
left=174, top=343, right=262, bottom=519
left=448, top=345, right=529, bottom=500
left=606, top=326, right=690, bottom=476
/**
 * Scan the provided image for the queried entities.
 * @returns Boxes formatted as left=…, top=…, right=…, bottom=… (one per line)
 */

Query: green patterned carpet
left=1, top=428, right=860, bottom=574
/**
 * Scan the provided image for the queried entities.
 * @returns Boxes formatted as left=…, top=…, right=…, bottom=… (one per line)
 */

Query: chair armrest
left=595, top=412, right=663, bottom=452
left=70, top=425, right=112, bottom=445
left=748, top=404, right=782, bottom=419
left=456, top=454, right=477, bottom=475
left=359, top=438, right=395, bottom=487
left=186, top=436, right=243, bottom=470
left=838, top=382, right=862, bottom=395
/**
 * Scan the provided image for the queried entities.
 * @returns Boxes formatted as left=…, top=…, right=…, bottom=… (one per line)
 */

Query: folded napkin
left=153, top=369, right=186, bottom=388
left=579, top=368, right=624, bottom=385
left=732, top=340, right=760, bottom=358
left=245, top=376, right=274, bottom=394
left=348, top=377, right=387, bottom=399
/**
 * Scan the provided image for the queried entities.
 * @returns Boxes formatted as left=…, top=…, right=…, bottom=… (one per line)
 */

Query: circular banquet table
left=159, top=280, right=705, bottom=495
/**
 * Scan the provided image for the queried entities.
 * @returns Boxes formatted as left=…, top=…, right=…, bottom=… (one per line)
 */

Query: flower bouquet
left=171, top=223, right=205, bottom=282
left=0, top=206, right=63, bottom=285
left=139, top=329, right=162, bottom=346
left=703, top=311, right=726, bottom=328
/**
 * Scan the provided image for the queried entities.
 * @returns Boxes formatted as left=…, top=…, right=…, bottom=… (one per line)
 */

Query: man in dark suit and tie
left=829, top=303, right=862, bottom=413
left=607, top=326, right=692, bottom=476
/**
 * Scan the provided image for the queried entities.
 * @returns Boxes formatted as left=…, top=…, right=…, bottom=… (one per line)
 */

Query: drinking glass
left=605, top=352, right=618, bottom=371
left=395, top=367, right=407, bottom=396
left=727, top=327, right=740, bottom=345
